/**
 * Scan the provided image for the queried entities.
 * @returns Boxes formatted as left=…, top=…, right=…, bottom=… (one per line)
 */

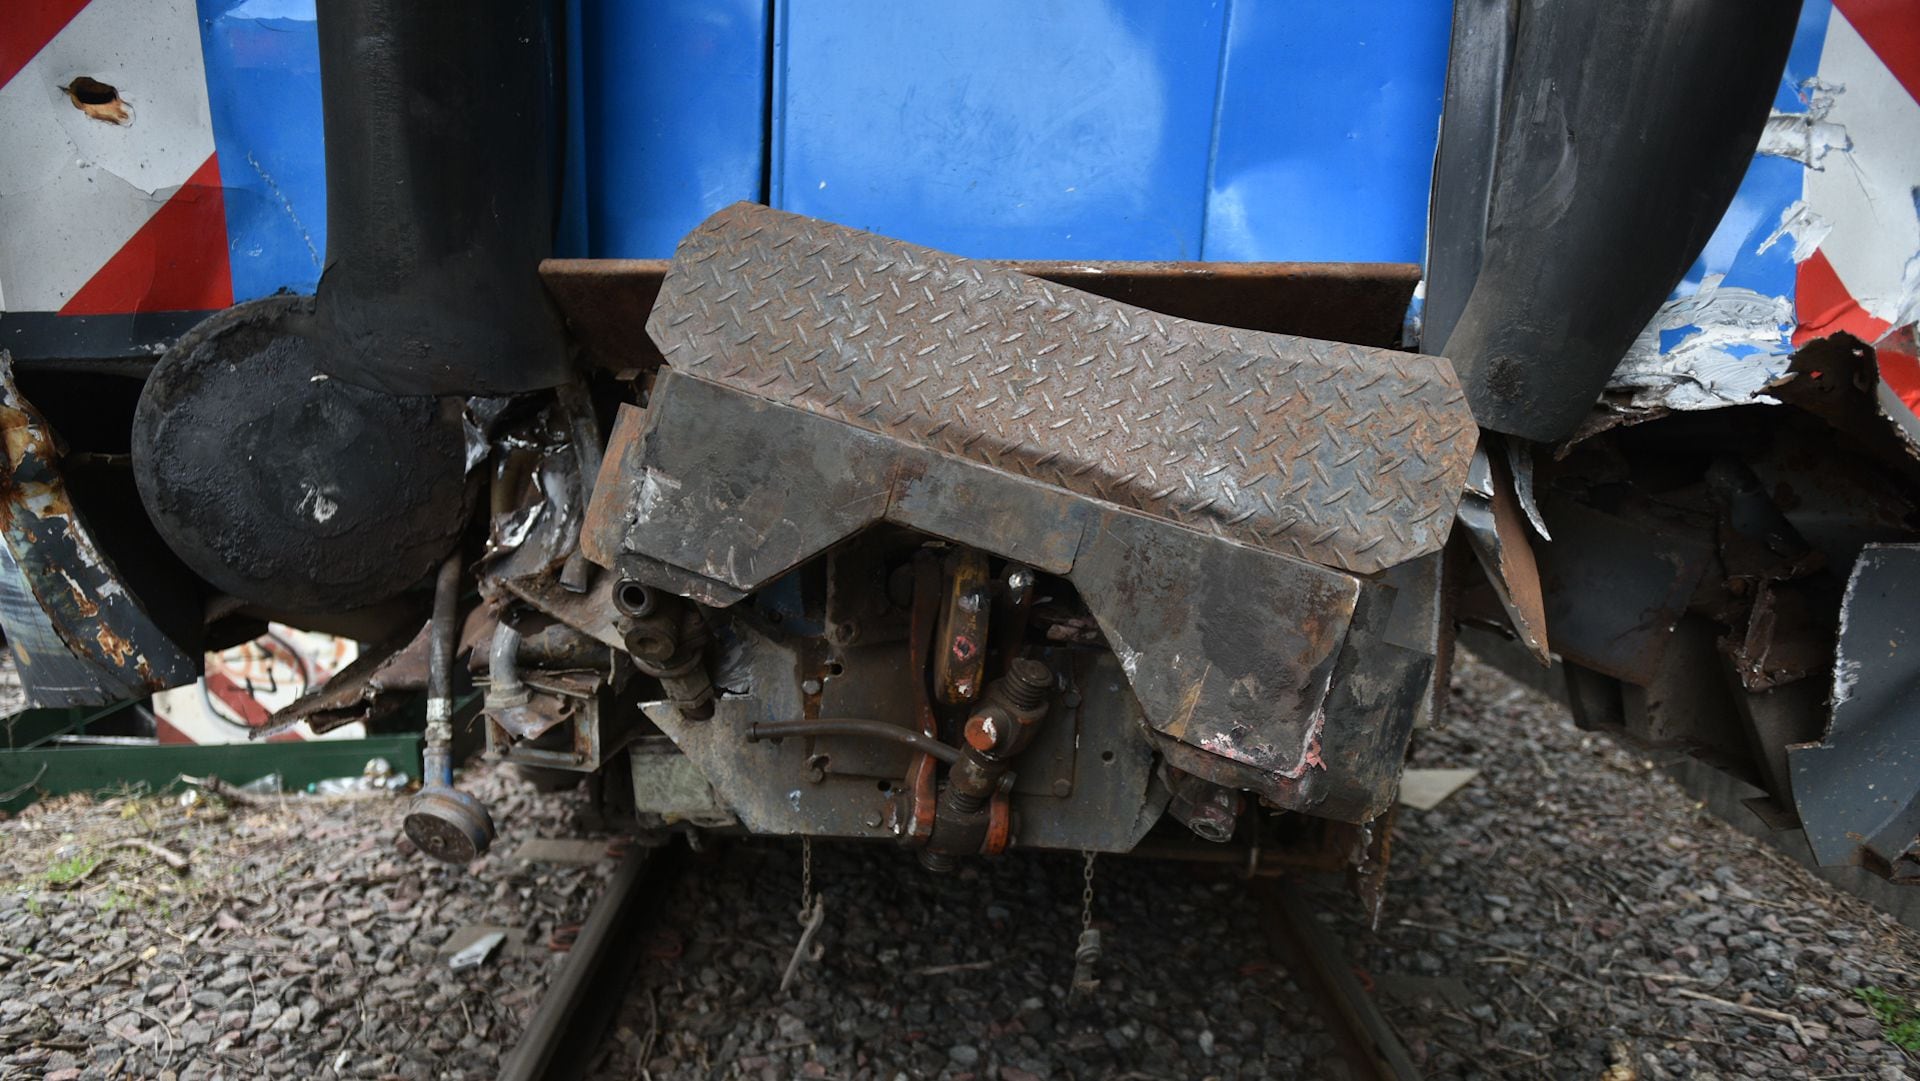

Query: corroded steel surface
left=646, top=204, right=1476, bottom=576
left=0, top=353, right=198, bottom=705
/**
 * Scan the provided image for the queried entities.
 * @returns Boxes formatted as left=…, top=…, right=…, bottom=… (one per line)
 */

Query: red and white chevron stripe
left=1793, top=0, right=1920, bottom=425
left=0, top=0, right=231, bottom=316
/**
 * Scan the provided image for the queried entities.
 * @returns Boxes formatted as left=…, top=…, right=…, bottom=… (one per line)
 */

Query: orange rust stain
left=95, top=624, right=136, bottom=666
left=1162, top=661, right=1212, bottom=742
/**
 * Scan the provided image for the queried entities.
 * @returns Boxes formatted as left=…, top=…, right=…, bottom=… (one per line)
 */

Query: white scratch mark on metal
left=295, top=482, right=339, bottom=523
left=635, top=468, right=682, bottom=525
left=245, top=150, right=321, bottom=269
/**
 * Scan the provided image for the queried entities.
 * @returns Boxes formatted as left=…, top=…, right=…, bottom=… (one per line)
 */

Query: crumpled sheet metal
left=0, top=353, right=197, bottom=706
left=1789, top=543, right=1920, bottom=878
left=645, top=203, right=1477, bottom=577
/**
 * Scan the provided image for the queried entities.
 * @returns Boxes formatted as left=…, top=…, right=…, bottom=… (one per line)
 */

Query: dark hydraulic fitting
left=920, top=658, right=1052, bottom=870
left=1162, top=765, right=1244, bottom=844
left=615, top=580, right=714, bottom=720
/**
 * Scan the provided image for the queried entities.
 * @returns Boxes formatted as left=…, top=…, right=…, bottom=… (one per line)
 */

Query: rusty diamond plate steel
left=646, top=204, right=1478, bottom=575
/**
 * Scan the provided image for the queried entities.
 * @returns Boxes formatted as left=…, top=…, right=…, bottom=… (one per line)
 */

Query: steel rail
left=1255, top=878, right=1420, bottom=1081
left=499, top=841, right=686, bottom=1081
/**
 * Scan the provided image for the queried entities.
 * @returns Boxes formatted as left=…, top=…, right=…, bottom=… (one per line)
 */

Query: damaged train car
left=1, top=0, right=1917, bottom=892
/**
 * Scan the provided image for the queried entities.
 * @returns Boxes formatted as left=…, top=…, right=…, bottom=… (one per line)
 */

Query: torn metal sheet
left=1535, top=497, right=1716, bottom=687
left=1789, top=544, right=1920, bottom=877
left=1600, top=5, right=1920, bottom=436
left=645, top=203, right=1476, bottom=577
left=0, top=353, right=197, bottom=706
left=1457, top=444, right=1550, bottom=667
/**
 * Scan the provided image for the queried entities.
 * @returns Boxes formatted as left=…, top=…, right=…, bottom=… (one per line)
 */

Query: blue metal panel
left=196, top=0, right=327, bottom=301
left=581, top=0, right=769, bottom=258
left=1201, top=0, right=1450, bottom=263
left=773, top=0, right=1227, bottom=260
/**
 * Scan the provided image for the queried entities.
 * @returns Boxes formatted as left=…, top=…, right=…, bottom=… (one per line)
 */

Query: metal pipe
left=488, top=621, right=528, bottom=707
left=746, top=719, right=962, bottom=765
left=424, top=550, right=462, bottom=788
left=556, top=383, right=604, bottom=593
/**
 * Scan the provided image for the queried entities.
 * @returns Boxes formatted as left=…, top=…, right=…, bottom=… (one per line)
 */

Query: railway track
left=503, top=841, right=1416, bottom=1080
left=498, top=842, right=689, bottom=1081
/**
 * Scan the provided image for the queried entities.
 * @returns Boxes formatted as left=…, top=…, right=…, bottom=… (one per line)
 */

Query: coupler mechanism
left=920, top=658, right=1053, bottom=870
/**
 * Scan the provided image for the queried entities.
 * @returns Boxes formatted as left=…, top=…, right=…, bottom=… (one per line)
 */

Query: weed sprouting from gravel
left=42, top=851, right=99, bottom=886
left=1857, top=986, right=1920, bottom=1051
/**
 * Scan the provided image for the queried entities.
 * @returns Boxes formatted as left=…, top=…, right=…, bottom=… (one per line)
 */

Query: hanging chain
left=801, top=836, right=814, bottom=911
left=1080, top=849, right=1096, bottom=930
left=1069, top=850, right=1102, bottom=1003
left=781, top=837, right=826, bottom=993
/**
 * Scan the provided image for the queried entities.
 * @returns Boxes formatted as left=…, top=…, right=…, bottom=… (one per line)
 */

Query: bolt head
left=1051, top=778, right=1072, bottom=798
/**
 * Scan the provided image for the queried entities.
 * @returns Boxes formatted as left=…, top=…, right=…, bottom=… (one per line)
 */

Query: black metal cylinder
left=312, top=0, right=569, bottom=396
left=1429, top=0, right=1801, bottom=442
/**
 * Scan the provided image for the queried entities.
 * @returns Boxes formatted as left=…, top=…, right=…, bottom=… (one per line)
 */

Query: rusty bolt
left=862, top=810, right=883, bottom=829
left=800, top=678, right=823, bottom=695
left=964, top=714, right=998, bottom=752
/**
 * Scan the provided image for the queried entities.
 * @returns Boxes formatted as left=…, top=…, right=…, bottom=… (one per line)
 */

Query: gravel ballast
left=3, top=652, right=1918, bottom=1079
left=0, top=767, right=611, bottom=1080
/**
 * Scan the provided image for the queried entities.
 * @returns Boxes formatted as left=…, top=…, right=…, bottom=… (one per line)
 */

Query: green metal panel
left=0, top=735, right=422, bottom=814
left=2, top=701, right=143, bottom=750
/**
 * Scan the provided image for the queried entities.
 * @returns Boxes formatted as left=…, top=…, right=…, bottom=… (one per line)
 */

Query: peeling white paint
left=1611, top=276, right=1795, bottom=412
left=1757, top=199, right=1833, bottom=263
left=1804, top=17, right=1920, bottom=328
left=1757, top=79, right=1851, bottom=169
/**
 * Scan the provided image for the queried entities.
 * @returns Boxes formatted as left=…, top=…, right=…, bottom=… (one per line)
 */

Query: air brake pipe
left=745, top=719, right=963, bottom=765
left=424, top=551, right=463, bottom=789
left=403, top=551, right=498, bottom=864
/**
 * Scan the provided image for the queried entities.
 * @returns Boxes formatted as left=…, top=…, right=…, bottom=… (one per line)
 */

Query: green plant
left=43, top=850, right=99, bottom=886
left=1857, top=987, right=1920, bottom=1052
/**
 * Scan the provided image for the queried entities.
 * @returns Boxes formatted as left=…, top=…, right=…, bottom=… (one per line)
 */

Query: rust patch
left=95, top=625, right=136, bottom=666
left=932, top=549, right=990, bottom=707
